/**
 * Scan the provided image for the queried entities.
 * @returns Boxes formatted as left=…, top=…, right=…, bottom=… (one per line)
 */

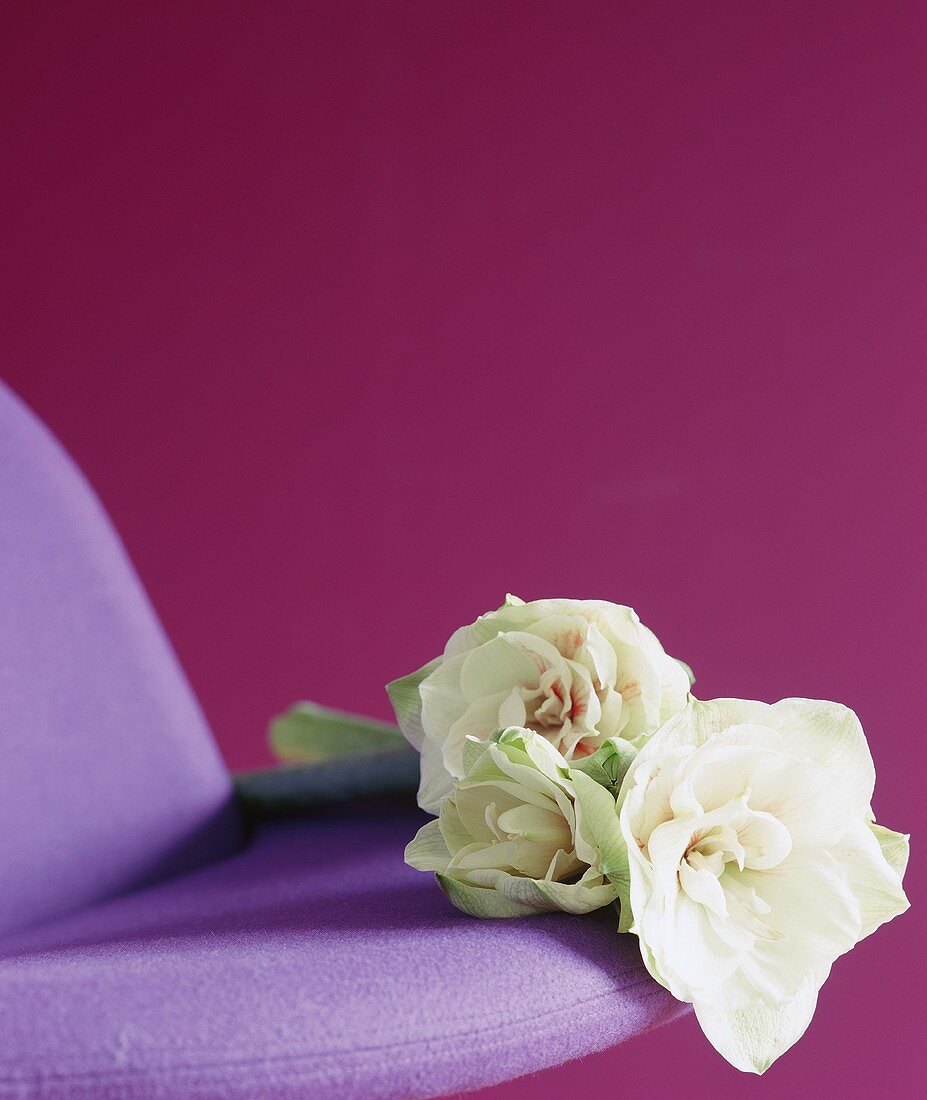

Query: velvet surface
left=0, top=381, right=241, bottom=938
left=0, top=808, right=687, bottom=1099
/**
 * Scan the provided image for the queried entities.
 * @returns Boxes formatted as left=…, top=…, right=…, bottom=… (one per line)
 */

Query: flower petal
left=533, top=876, right=620, bottom=915
left=458, top=633, right=559, bottom=701
left=441, top=692, right=512, bottom=779
left=404, top=820, right=451, bottom=872
left=571, top=769, right=628, bottom=885
left=649, top=893, right=741, bottom=995
left=832, top=820, right=910, bottom=940
left=417, top=736, right=456, bottom=812
left=497, top=686, right=528, bottom=727
left=693, top=977, right=820, bottom=1073
left=679, top=861, right=728, bottom=919
left=738, top=808, right=793, bottom=870
left=386, top=657, right=442, bottom=749
left=740, top=851, right=861, bottom=976
left=442, top=594, right=532, bottom=656
left=435, top=873, right=544, bottom=918
left=766, top=698, right=875, bottom=816
left=871, top=822, right=910, bottom=879
left=631, top=699, right=770, bottom=764
left=461, top=734, right=489, bottom=775
left=496, top=803, right=572, bottom=845
left=418, top=653, right=470, bottom=748
left=571, top=736, right=638, bottom=796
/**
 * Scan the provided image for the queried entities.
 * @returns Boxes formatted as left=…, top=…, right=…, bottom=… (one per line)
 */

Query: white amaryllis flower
left=618, top=698, right=910, bottom=1073
left=405, top=727, right=627, bottom=918
left=388, top=595, right=692, bottom=812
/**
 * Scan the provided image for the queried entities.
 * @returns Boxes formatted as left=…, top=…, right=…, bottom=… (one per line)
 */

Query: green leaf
left=385, top=658, right=441, bottom=749
left=270, top=701, right=407, bottom=762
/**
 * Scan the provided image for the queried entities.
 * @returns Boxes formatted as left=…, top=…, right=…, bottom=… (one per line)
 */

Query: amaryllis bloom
left=404, top=727, right=625, bottom=917
left=617, top=697, right=910, bottom=1073
left=389, top=595, right=692, bottom=811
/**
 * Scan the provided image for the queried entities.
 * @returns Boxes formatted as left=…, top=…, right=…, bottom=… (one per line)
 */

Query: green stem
left=234, top=747, right=420, bottom=822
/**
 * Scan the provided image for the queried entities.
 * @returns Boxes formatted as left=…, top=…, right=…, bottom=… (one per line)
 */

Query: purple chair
left=0, top=381, right=687, bottom=1098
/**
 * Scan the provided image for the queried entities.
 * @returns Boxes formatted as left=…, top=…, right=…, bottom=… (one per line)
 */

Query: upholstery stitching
left=0, top=973, right=672, bottom=1087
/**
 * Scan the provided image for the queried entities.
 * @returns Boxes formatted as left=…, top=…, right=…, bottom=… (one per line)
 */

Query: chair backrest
left=0, top=381, right=241, bottom=938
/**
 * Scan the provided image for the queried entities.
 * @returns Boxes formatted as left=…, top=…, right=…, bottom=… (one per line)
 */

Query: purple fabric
left=0, top=381, right=241, bottom=937
left=0, top=381, right=686, bottom=1095
left=0, top=806, right=687, bottom=1099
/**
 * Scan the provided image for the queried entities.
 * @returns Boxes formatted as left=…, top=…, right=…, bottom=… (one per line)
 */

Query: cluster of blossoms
left=388, top=596, right=910, bottom=1074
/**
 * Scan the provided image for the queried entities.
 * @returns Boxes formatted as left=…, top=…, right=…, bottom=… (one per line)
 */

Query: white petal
left=738, top=809, right=793, bottom=870
left=581, top=621, right=620, bottom=688
left=622, top=749, right=692, bottom=847
left=679, top=860, right=728, bottom=918
left=419, top=653, right=469, bottom=743
left=524, top=616, right=619, bottom=700
left=452, top=837, right=555, bottom=879
left=521, top=613, right=588, bottom=659
left=497, top=804, right=572, bottom=845
left=404, top=820, right=451, bottom=872
left=832, top=820, right=910, bottom=940
left=515, top=728, right=573, bottom=783
left=483, top=740, right=571, bottom=803
left=871, top=822, right=910, bottom=879
left=693, top=977, right=820, bottom=1073
left=442, top=693, right=512, bottom=778
left=650, top=893, right=741, bottom=995
left=417, top=737, right=455, bottom=812
left=598, top=689, right=625, bottom=737
left=700, top=721, right=784, bottom=752
left=458, top=633, right=556, bottom=700
left=741, top=851, right=861, bottom=976
left=646, top=815, right=701, bottom=892
left=766, top=699, right=875, bottom=817
left=438, top=798, right=474, bottom=854
left=442, top=597, right=534, bottom=657
left=386, top=657, right=442, bottom=749
left=497, top=686, right=528, bottom=727
left=682, top=743, right=853, bottom=849
left=632, top=699, right=769, bottom=765
left=452, top=783, right=525, bottom=844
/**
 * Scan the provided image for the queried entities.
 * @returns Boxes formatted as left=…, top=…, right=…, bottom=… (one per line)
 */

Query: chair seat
left=0, top=805, right=687, bottom=1099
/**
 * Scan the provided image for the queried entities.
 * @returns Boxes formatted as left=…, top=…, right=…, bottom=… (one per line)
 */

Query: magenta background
left=2, top=2, right=924, bottom=1096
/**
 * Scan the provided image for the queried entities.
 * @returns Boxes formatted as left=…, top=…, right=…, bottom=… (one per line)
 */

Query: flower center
left=675, top=801, right=793, bottom=920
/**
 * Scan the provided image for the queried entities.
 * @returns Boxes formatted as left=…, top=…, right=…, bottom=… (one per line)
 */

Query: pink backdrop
left=2, top=2, right=924, bottom=1096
